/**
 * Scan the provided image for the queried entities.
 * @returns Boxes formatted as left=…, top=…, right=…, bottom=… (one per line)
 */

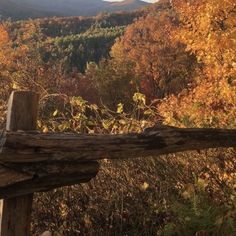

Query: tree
left=159, top=0, right=236, bottom=128
left=110, top=1, right=198, bottom=100
left=85, top=60, right=135, bottom=109
left=0, top=23, right=13, bottom=100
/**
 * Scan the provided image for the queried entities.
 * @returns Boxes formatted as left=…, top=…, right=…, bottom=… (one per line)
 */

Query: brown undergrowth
left=32, top=149, right=236, bottom=236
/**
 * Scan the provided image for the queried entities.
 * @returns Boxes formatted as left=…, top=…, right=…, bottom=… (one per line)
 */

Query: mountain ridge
left=0, top=0, right=150, bottom=20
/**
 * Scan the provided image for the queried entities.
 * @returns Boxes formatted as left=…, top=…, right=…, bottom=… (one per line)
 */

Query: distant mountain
left=0, top=0, right=150, bottom=20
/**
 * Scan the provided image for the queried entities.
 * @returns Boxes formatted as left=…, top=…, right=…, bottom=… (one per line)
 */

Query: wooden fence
left=0, top=91, right=236, bottom=236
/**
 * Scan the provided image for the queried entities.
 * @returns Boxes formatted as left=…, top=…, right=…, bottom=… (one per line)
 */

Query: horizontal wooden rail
left=0, top=127, right=236, bottom=198
left=1, top=128, right=236, bottom=163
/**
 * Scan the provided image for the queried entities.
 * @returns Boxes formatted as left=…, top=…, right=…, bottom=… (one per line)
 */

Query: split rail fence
left=0, top=91, right=236, bottom=236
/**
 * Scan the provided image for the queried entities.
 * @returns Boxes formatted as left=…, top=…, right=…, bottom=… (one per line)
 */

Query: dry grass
left=32, top=149, right=236, bottom=236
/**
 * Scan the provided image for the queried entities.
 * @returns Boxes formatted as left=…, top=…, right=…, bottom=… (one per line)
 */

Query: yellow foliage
left=159, top=0, right=236, bottom=129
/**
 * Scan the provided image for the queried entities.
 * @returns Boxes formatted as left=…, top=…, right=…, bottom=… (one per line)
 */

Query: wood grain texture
left=1, top=195, right=33, bottom=236
left=0, top=161, right=99, bottom=198
left=1, top=128, right=236, bottom=164
left=0, top=200, right=2, bottom=236
left=0, top=165, right=32, bottom=187
left=0, top=127, right=235, bottom=198
left=6, top=91, right=39, bottom=131
left=1, top=91, right=39, bottom=236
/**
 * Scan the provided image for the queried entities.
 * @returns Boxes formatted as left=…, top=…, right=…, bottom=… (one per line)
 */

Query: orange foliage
left=159, top=0, right=236, bottom=128
left=0, top=24, right=11, bottom=66
left=173, top=0, right=236, bottom=81
left=111, top=2, right=198, bottom=99
left=159, top=80, right=236, bottom=128
left=0, top=24, right=9, bottom=45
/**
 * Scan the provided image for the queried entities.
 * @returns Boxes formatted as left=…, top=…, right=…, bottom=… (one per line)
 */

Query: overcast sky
left=105, top=0, right=159, bottom=2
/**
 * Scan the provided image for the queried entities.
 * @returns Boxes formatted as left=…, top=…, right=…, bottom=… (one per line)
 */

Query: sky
left=105, top=0, right=159, bottom=2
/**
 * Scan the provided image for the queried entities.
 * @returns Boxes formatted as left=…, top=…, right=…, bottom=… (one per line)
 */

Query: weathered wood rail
left=2, top=128, right=236, bottom=163
left=1, top=128, right=236, bottom=199
left=0, top=91, right=236, bottom=236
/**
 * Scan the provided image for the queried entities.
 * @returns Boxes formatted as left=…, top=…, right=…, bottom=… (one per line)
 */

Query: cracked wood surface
left=1, top=128, right=236, bottom=163
left=0, top=127, right=236, bottom=198
left=1, top=90, right=39, bottom=236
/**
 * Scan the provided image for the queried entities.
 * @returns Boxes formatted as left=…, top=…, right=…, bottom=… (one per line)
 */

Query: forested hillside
left=4, top=11, right=143, bottom=74
left=0, top=0, right=236, bottom=235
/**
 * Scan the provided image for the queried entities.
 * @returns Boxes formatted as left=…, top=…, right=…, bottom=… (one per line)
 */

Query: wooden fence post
left=1, top=91, right=39, bottom=236
left=0, top=201, right=2, bottom=235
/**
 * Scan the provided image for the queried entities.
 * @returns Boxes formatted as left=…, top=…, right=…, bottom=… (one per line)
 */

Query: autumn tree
left=85, top=59, right=135, bottom=109
left=159, top=0, right=236, bottom=128
left=110, top=1, right=198, bottom=100
left=0, top=23, right=13, bottom=100
left=0, top=20, right=72, bottom=97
